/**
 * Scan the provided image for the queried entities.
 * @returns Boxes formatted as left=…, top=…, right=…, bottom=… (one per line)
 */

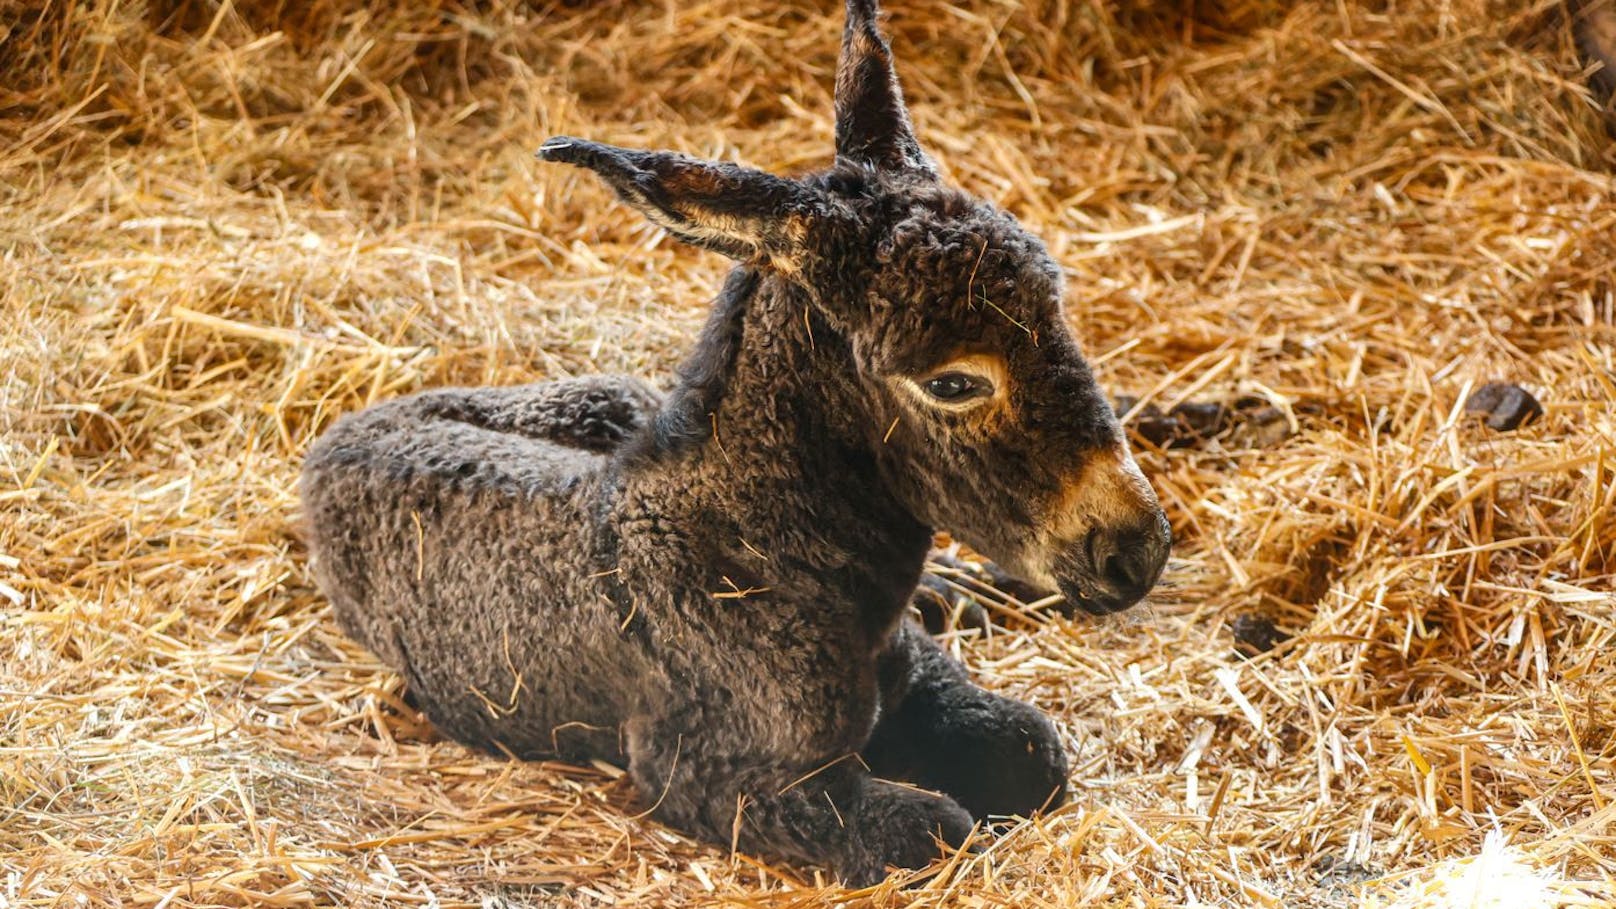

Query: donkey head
left=538, top=0, right=1169, bottom=614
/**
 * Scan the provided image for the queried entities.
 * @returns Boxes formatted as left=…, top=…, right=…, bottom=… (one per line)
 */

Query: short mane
left=640, top=266, right=758, bottom=458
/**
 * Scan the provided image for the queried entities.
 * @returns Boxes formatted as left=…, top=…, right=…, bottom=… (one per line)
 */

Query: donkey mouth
left=1050, top=514, right=1171, bottom=616
left=1055, top=578, right=1144, bottom=616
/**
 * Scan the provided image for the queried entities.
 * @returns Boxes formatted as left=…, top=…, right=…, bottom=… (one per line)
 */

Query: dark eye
left=922, top=372, right=988, bottom=402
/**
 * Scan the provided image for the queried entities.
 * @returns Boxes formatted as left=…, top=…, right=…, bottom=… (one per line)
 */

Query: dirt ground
left=2, top=0, right=1614, bottom=905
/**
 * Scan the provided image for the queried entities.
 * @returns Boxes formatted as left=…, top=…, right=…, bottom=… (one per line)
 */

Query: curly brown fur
left=302, top=0, right=1169, bottom=885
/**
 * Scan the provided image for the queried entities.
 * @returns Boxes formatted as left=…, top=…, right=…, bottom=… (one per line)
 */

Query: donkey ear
left=834, top=0, right=934, bottom=176
left=537, top=137, right=828, bottom=268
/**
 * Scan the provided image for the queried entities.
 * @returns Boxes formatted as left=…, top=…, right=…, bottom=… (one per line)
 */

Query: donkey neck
left=626, top=268, right=933, bottom=621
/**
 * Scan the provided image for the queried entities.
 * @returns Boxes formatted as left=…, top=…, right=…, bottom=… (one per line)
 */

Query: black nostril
left=1104, top=553, right=1133, bottom=590
left=1099, top=540, right=1147, bottom=593
left=1090, top=517, right=1170, bottom=600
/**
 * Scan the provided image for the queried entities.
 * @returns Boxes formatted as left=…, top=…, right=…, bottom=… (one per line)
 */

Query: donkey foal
left=302, top=0, right=1170, bottom=885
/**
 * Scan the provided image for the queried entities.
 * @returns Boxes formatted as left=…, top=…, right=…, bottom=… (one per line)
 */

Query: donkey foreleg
left=863, top=621, right=1068, bottom=821
left=625, top=717, right=972, bottom=886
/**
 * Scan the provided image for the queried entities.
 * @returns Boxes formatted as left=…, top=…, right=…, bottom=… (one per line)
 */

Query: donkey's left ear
left=537, top=137, right=832, bottom=270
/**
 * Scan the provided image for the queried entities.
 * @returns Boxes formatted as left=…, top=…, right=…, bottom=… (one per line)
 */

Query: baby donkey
left=302, top=0, right=1170, bottom=885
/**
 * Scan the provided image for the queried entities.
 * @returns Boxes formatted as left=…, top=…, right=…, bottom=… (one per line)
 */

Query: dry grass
left=3, top=0, right=1614, bottom=905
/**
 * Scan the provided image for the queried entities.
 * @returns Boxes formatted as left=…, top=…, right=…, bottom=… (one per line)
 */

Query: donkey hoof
left=839, top=782, right=973, bottom=887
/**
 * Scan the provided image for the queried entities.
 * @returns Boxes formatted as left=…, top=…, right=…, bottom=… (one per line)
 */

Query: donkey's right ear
left=537, top=137, right=833, bottom=270
left=835, top=0, right=934, bottom=176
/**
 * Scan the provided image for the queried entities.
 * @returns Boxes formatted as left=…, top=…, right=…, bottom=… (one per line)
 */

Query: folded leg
left=395, top=375, right=661, bottom=452
left=911, top=551, right=1063, bottom=633
left=863, top=621, right=1067, bottom=820
left=626, top=716, right=973, bottom=887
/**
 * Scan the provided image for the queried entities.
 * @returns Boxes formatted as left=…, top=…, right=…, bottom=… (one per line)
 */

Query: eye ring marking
left=897, top=353, right=1010, bottom=412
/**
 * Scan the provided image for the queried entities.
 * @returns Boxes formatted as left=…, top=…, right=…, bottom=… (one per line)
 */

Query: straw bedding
left=2, top=0, right=1613, bottom=905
